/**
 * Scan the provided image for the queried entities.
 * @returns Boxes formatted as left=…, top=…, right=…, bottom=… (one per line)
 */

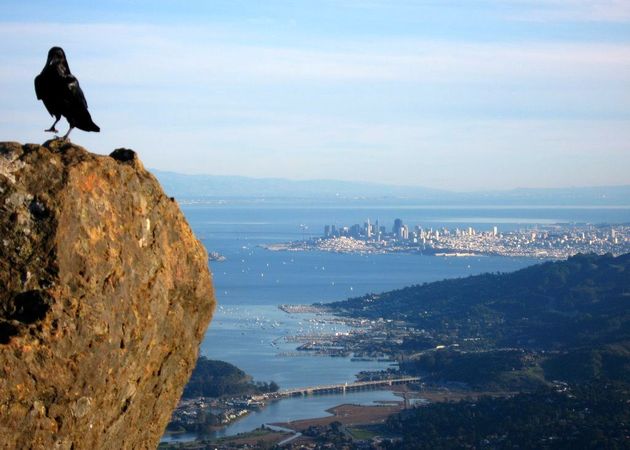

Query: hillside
left=325, top=253, right=630, bottom=390
left=182, top=357, right=278, bottom=399
left=328, top=252, right=630, bottom=351
left=324, top=253, right=630, bottom=446
left=386, top=381, right=630, bottom=449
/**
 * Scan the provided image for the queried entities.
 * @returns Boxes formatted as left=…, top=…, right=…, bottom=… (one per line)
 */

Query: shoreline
left=260, top=241, right=550, bottom=259
left=161, top=385, right=516, bottom=447
left=271, top=401, right=403, bottom=431
left=269, top=388, right=515, bottom=432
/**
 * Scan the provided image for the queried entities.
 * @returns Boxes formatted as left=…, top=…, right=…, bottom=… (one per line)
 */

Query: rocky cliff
left=0, top=140, right=215, bottom=449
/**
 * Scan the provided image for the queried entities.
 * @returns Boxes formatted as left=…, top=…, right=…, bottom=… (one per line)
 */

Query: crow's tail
left=84, top=120, right=100, bottom=132
left=74, top=111, right=100, bottom=133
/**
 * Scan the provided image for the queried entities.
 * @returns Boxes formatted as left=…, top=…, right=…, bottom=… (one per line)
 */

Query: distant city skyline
left=1, top=1, right=629, bottom=190
left=307, top=217, right=630, bottom=259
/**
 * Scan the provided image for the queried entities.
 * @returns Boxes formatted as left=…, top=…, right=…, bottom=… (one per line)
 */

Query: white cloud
left=505, top=0, right=630, bottom=23
left=3, top=22, right=630, bottom=89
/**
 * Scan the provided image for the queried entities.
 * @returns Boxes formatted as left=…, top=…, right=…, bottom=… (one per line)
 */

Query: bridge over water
left=257, top=377, right=421, bottom=400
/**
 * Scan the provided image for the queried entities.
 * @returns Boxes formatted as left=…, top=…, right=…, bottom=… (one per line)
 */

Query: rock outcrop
left=0, top=140, right=215, bottom=449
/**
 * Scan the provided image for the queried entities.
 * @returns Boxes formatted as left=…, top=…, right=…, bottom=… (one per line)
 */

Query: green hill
left=326, top=253, right=630, bottom=388
left=182, top=357, right=278, bottom=398
left=328, top=253, right=630, bottom=351
left=386, top=381, right=630, bottom=449
left=329, top=254, right=630, bottom=447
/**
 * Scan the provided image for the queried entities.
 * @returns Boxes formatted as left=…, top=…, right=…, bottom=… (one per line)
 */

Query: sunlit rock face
left=0, top=140, right=215, bottom=450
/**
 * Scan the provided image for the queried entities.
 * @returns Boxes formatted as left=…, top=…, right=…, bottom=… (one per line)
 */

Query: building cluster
left=325, top=218, right=415, bottom=241
left=319, top=219, right=630, bottom=258
left=435, top=224, right=629, bottom=258
left=170, top=397, right=264, bottom=430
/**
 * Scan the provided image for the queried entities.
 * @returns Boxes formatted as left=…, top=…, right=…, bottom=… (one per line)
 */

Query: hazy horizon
left=152, top=168, right=630, bottom=193
left=2, top=1, right=629, bottom=190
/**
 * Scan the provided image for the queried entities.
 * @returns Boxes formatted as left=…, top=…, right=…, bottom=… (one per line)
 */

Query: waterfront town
left=161, top=299, right=538, bottom=449
left=264, top=218, right=630, bottom=259
left=163, top=303, right=473, bottom=447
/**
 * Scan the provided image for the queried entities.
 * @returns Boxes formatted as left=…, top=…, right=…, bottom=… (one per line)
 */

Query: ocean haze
left=153, top=170, right=630, bottom=206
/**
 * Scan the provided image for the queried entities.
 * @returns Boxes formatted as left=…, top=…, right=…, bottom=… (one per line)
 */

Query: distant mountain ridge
left=152, top=170, right=630, bottom=205
left=151, top=170, right=446, bottom=199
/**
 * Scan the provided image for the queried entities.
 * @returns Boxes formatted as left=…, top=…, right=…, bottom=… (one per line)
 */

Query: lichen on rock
left=0, top=140, right=215, bottom=449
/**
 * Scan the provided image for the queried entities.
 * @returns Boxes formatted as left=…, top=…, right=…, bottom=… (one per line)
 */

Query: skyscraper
left=402, top=225, right=409, bottom=240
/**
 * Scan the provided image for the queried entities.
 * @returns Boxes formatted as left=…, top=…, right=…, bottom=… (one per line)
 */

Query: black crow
left=34, top=47, right=100, bottom=140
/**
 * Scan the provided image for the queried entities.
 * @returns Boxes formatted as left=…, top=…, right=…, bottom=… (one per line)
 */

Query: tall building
left=493, top=226, right=498, bottom=237
left=393, top=218, right=403, bottom=234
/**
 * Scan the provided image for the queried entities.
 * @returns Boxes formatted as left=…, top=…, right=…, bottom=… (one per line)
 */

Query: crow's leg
left=45, top=117, right=60, bottom=133
left=62, top=126, right=74, bottom=141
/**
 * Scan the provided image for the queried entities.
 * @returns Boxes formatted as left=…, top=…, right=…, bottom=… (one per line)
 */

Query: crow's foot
left=45, top=127, right=59, bottom=133
left=62, top=127, right=74, bottom=141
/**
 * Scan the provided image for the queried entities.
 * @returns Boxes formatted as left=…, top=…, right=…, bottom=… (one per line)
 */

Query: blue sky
left=1, top=1, right=629, bottom=190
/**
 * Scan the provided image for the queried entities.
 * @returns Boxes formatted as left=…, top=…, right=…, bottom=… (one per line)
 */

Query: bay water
left=164, top=201, right=630, bottom=441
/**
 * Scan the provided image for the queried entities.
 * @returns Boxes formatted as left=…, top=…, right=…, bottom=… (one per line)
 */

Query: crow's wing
left=65, top=75, right=89, bottom=110
left=34, top=74, right=45, bottom=100
left=35, top=73, right=57, bottom=116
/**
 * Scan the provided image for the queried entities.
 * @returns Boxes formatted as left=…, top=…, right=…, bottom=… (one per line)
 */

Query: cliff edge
left=0, top=140, right=215, bottom=449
